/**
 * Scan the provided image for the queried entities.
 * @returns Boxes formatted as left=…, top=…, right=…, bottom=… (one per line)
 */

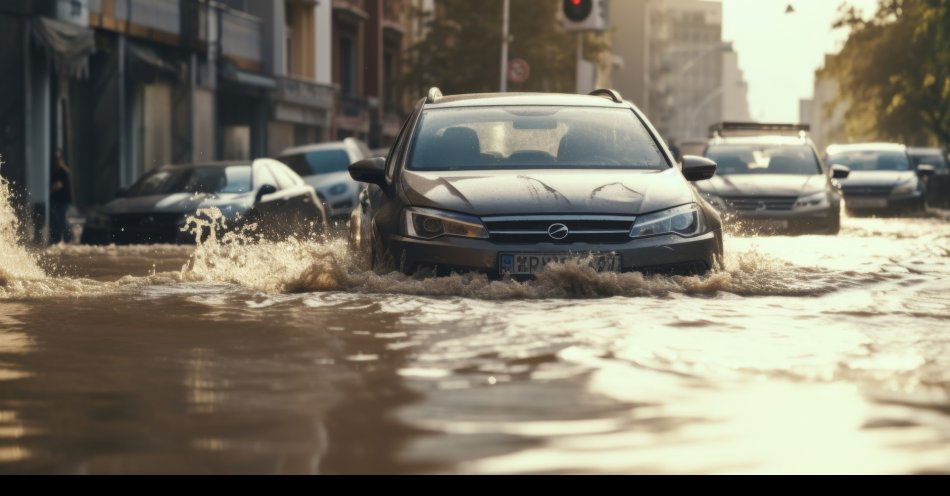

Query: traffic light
left=562, top=0, right=609, bottom=32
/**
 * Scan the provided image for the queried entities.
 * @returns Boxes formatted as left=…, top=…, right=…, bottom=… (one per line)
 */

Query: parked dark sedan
left=81, top=159, right=327, bottom=244
left=347, top=88, right=722, bottom=277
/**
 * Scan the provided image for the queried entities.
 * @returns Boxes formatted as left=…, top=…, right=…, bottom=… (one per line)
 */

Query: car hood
left=401, top=168, right=693, bottom=216
left=697, top=174, right=826, bottom=197
left=99, top=192, right=253, bottom=215
left=837, top=170, right=916, bottom=187
left=302, top=171, right=357, bottom=192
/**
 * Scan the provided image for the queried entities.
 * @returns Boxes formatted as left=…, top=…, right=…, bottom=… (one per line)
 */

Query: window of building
left=339, top=34, right=357, bottom=97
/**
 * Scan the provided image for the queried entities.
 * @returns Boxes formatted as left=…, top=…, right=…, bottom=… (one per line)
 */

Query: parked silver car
left=697, top=123, right=849, bottom=234
left=277, top=138, right=370, bottom=222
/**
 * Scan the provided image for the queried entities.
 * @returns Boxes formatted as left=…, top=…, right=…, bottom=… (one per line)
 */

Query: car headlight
left=794, top=191, right=829, bottom=208
left=327, top=183, right=348, bottom=196
left=629, top=203, right=704, bottom=239
left=891, top=180, right=916, bottom=195
left=403, top=207, right=489, bottom=240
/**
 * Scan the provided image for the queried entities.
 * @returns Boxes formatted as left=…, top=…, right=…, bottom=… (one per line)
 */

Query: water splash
left=170, top=208, right=846, bottom=299
left=0, top=163, right=47, bottom=289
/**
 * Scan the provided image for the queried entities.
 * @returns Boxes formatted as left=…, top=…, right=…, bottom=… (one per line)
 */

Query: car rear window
left=281, top=149, right=352, bottom=177
left=406, top=106, right=668, bottom=171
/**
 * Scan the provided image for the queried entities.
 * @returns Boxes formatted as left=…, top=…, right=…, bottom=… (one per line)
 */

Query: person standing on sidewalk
left=49, top=149, right=73, bottom=244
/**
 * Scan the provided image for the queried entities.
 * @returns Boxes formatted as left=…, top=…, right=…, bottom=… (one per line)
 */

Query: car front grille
left=482, top=215, right=636, bottom=244
left=722, top=196, right=797, bottom=211
left=841, top=185, right=893, bottom=196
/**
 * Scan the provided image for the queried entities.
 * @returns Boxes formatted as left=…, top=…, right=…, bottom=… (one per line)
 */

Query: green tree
left=400, top=0, right=610, bottom=99
left=822, top=0, right=950, bottom=146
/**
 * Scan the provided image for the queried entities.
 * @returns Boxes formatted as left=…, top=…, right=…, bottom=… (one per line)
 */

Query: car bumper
left=385, top=230, right=720, bottom=276
left=844, top=192, right=922, bottom=211
left=723, top=206, right=838, bottom=232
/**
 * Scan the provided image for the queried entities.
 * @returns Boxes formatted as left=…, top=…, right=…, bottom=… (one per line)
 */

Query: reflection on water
left=1, top=175, right=949, bottom=472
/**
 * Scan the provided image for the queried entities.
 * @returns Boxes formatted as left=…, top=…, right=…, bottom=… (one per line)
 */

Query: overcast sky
left=721, top=0, right=880, bottom=123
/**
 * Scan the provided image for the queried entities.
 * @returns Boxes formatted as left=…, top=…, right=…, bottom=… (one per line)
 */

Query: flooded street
left=1, top=197, right=950, bottom=473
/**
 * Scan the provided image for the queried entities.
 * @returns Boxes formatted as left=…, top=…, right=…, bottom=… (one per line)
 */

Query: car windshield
left=705, top=144, right=821, bottom=175
left=125, top=166, right=252, bottom=197
left=407, top=106, right=668, bottom=170
left=827, top=150, right=910, bottom=171
left=281, top=149, right=352, bottom=177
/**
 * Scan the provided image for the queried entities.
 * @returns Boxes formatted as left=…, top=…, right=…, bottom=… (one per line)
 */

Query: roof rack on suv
left=426, top=87, right=443, bottom=104
left=709, top=121, right=810, bottom=138
left=588, top=88, right=623, bottom=103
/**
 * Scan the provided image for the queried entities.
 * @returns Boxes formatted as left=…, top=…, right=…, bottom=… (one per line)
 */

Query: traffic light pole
left=576, top=32, right=584, bottom=93
left=500, top=0, right=510, bottom=92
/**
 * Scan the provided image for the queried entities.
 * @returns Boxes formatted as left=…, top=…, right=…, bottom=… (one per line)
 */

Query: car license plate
left=499, top=253, right=621, bottom=275
left=847, top=197, right=888, bottom=208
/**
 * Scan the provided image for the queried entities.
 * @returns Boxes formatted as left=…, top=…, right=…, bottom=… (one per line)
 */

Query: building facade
left=610, top=0, right=744, bottom=145
left=330, top=0, right=411, bottom=149
left=801, top=55, right=849, bottom=153
left=0, top=0, right=346, bottom=242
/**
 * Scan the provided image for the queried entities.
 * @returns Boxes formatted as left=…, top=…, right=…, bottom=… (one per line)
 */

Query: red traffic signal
left=563, top=0, right=593, bottom=22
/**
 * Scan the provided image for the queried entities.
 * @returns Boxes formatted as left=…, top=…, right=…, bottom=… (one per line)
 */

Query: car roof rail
left=426, top=87, right=443, bottom=104
left=588, top=88, right=623, bottom=103
left=709, top=121, right=810, bottom=138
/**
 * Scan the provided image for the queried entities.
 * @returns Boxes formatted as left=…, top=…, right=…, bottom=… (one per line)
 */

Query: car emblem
left=756, top=201, right=768, bottom=211
left=547, top=223, right=569, bottom=240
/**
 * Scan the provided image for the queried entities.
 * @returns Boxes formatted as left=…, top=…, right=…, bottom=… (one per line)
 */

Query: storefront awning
left=31, top=17, right=95, bottom=79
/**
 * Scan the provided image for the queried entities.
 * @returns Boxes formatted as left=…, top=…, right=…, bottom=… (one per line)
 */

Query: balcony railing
left=220, top=7, right=263, bottom=67
left=275, top=77, right=336, bottom=110
left=106, top=0, right=180, bottom=36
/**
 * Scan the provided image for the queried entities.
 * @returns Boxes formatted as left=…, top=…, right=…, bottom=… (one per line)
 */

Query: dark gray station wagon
left=347, top=88, right=723, bottom=277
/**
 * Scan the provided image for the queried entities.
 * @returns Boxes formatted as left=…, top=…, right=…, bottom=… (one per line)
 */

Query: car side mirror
left=831, top=164, right=851, bottom=179
left=916, top=164, right=935, bottom=176
left=255, top=184, right=278, bottom=203
left=349, top=157, right=387, bottom=186
left=681, top=155, right=717, bottom=181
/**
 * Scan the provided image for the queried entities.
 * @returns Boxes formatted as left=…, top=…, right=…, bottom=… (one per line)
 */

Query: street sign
left=507, top=58, right=530, bottom=85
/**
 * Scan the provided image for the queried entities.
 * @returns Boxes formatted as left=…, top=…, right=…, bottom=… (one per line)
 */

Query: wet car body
left=697, top=127, right=846, bottom=234
left=347, top=89, right=723, bottom=278
left=277, top=138, right=370, bottom=223
left=81, top=159, right=327, bottom=245
left=827, top=143, right=930, bottom=214
left=908, top=147, right=950, bottom=208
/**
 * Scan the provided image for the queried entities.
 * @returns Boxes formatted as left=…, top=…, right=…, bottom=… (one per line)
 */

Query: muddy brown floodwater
left=1, top=180, right=950, bottom=473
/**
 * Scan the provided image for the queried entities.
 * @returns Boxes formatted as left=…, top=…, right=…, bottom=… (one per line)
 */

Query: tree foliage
left=399, top=0, right=610, bottom=99
left=822, top=0, right=950, bottom=146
